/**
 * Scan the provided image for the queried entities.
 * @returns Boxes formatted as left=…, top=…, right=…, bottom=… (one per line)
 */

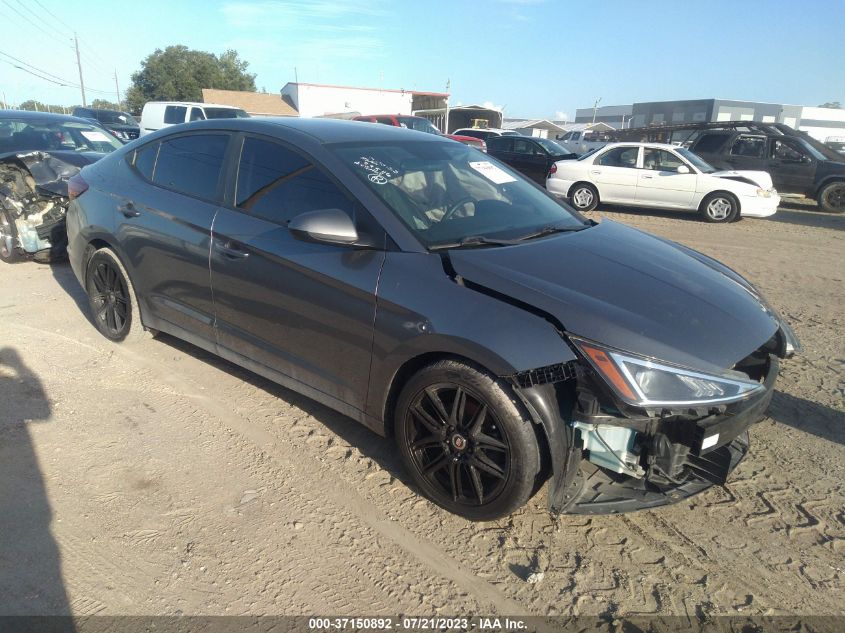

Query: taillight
left=67, top=173, right=89, bottom=200
left=549, top=163, right=558, bottom=176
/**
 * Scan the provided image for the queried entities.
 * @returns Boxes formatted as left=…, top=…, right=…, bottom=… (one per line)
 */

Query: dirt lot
left=1, top=201, right=843, bottom=619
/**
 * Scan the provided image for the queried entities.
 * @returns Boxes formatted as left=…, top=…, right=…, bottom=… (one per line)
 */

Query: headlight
left=572, top=338, right=765, bottom=407
left=756, top=188, right=771, bottom=198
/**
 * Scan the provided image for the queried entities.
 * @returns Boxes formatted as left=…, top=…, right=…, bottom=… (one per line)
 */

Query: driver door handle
left=640, top=174, right=654, bottom=179
left=118, top=201, right=141, bottom=218
left=215, top=240, right=249, bottom=260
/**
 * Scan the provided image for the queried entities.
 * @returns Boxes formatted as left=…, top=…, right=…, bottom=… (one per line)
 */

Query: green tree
left=818, top=101, right=842, bottom=109
left=126, top=45, right=256, bottom=112
left=18, top=100, right=68, bottom=114
left=91, top=98, right=121, bottom=110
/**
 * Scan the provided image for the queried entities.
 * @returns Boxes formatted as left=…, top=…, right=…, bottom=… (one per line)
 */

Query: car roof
left=602, top=142, right=682, bottom=150
left=157, top=116, right=449, bottom=145
left=0, top=109, right=100, bottom=125
left=144, top=101, right=241, bottom=109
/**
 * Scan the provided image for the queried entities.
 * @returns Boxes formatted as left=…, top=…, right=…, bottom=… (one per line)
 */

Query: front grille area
left=514, top=362, right=577, bottom=388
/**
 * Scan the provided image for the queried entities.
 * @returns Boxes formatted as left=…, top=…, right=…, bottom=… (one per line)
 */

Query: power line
left=0, top=0, right=73, bottom=48
left=0, top=58, right=76, bottom=88
left=32, top=0, right=68, bottom=33
left=0, top=49, right=115, bottom=95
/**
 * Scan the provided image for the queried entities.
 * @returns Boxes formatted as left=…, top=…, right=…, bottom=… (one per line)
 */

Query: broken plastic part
left=572, top=421, right=644, bottom=478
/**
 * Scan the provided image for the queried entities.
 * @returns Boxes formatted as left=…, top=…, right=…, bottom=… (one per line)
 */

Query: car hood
left=0, top=150, right=106, bottom=196
left=448, top=220, right=781, bottom=373
left=709, top=170, right=773, bottom=189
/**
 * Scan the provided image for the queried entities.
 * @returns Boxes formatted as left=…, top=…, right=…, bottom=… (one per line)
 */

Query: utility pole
left=114, top=69, right=122, bottom=110
left=74, top=33, right=86, bottom=107
left=591, top=97, right=601, bottom=126
left=444, top=78, right=451, bottom=134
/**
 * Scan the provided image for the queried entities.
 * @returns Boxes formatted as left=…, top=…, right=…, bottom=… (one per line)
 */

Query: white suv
left=452, top=128, right=519, bottom=142
left=139, top=102, right=249, bottom=136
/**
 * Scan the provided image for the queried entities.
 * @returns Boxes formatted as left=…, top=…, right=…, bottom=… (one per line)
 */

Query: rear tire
left=0, top=209, right=22, bottom=263
left=817, top=181, right=845, bottom=213
left=569, top=182, right=599, bottom=212
left=394, top=360, right=542, bottom=521
left=85, top=248, right=150, bottom=343
left=699, top=192, right=739, bottom=223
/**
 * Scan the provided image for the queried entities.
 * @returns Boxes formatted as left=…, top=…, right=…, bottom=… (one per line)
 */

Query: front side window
left=189, top=108, right=206, bottom=122
left=731, top=135, right=766, bottom=158
left=152, top=134, right=229, bottom=199
left=535, top=138, right=567, bottom=155
left=163, top=106, right=187, bottom=124
left=643, top=148, right=685, bottom=172
left=397, top=116, right=440, bottom=135
left=332, top=140, right=587, bottom=247
left=203, top=108, right=249, bottom=119
left=512, top=138, right=540, bottom=155
left=236, top=137, right=353, bottom=225
left=597, top=146, right=639, bottom=168
left=771, top=139, right=809, bottom=162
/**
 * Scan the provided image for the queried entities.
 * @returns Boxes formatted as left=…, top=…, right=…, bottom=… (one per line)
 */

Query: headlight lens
left=756, top=188, right=771, bottom=198
left=573, top=339, right=765, bottom=407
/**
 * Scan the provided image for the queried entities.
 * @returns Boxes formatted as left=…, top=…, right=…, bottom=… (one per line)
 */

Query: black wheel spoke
left=470, top=453, right=506, bottom=480
left=423, top=455, right=451, bottom=477
left=468, top=465, right=484, bottom=503
left=475, top=432, right=507, bottom=451
left=92, top=266, right=107, bottom=292
left=106, top=306, right=117, bottom=332
left=467, top=404, right=487, bottom=436
left=425, top=387, right=450, bottom=423
left=411, top=404, right=444, bottom=435
left=410, top=434, right=443, bottom=452
left=449, top=387, right=466, bottom=426
left=449, top=461, right=462, bottom=501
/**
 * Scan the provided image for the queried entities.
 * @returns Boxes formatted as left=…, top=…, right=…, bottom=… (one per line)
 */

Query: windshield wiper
left=430, top=235, right=521, bottom=250
left=516, top=223, right=589, bottom=242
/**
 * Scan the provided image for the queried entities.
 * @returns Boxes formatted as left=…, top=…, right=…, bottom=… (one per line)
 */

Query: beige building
left=201, top=89, right=298, bottom=117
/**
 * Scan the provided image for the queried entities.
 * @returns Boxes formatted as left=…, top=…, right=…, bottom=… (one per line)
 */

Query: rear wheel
left=85, top=248, right=149, bottom=342
left=569, top=183, right=599, bottom=211
left=394, top=360, right=541, bottom=521
left=699, top=192, right=739, bottom=223
left=0, top=209, right=21, bottom=263
left=818, top=181, right=845, bottom=213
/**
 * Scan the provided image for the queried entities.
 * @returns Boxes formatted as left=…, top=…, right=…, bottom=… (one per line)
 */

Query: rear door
left=768, top=137, right=816, bottom=193
left=724, top=134, right=767, bottom=172
left=590, top=146, right=641, bottom=203
left=210, top=134, right=386, bottom=410
left=117, top=132, right=230, bottom=341
left=635, top=148, right=697, bottom=208
left=688, top=133, right=733, bottom=169
left=510, top=137, right=549, bottom=184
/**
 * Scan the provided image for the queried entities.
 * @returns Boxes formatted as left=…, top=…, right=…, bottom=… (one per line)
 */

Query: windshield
left=576, top=147, right=599, bottom=160
left=96, top=110, right=139, bottom=126
left=534, top=137, right=568, bottom=155
left=332, top=141, right=588, bottom=248
left=0, top=118, right=124, bottom=153
left=203, top=108, right=249, bottom=119
left=676, top=148, right=716, bottom=173
left=397, top=116, right=440, bottom=135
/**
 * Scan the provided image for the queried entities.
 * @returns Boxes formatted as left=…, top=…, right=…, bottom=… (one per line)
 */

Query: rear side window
left=692, top=134, right=729, bottom=154
left=152, top=134, right=229, bottom=199
left=163, top=106, right=187, bottom=124
left=730, top=135, right=766, bottom=158
left=487, top=137, right=511, bottom=151
left=597, top=146, right=639, bottom=168
left=133, top=143, right=159, bottom=180
left=236, top=137, right=353, bottom=225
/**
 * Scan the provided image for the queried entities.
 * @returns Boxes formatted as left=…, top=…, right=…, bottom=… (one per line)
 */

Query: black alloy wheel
left=395, top=361, right=541, bottom=520
left=818, top=181, right=845, bottom=213
left=88, top=255, right=131, bottom=339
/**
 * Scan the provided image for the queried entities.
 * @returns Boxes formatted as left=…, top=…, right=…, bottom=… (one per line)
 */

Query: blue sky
left=1, top=0, right=843, bottom=118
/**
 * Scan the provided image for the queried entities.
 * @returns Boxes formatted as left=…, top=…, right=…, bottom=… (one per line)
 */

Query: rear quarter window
left=693, top=134, right=730, bottom=154
left=132, top=143, right=159, bottom=180
left=163, top=106, right=187, bottom=124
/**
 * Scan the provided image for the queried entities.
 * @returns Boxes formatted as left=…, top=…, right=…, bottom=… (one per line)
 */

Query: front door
left=635, top=148, right=698, bottom=208
left=768, top=138, right=816, bottom=194
left=210, top=135, right=386, bottom=411
left=510, top=138, right=549, bottom=184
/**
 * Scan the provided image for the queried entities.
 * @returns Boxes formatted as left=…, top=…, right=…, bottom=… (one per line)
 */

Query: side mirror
left=289, top=208, right=361, bottom=246
left=676, top=165, right=690, bottom=174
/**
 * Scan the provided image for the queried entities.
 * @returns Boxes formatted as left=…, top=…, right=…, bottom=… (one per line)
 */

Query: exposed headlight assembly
left=572, top=338, right=765, bottom=407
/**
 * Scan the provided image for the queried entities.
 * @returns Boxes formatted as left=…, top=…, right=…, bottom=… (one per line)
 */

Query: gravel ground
left=1, top=200, right=843, bottom=618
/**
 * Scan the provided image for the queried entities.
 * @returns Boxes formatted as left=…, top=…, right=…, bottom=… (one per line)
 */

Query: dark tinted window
left=692, top=133, right=729, bottom=154
left=133, top=142, right=159, bottom=180
left=597, top=146, right=639, bottom=167
left=189, top=108, right=205, bottom=122
left=376, top=116, right=395, bottom=126
left=771, top=139, right=809, bottom=162
left=487, top=137, right=511, bottom=152
left=456, top=129, right=485, bottom=140
left=730, top=135, right=766, bottom=158
left=163, top=106, right=187, bottom=124
left=236, top=137, right=353, bottom=225
left=513, top=138, right=540, bottom=155
left=152, top=134, right=228, bottom=199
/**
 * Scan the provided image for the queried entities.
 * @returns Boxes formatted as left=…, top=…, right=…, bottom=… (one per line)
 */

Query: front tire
left=569, top=182, right=599, bottom=212
left=699, top=192, right=740, bottom=223
left=0, top=209, right=22, bottom=263
left=817, top=181, right=845, bottom=213
left=394, top=360, right=541, bottom=521
left=85, top=248, right=149, bottom=342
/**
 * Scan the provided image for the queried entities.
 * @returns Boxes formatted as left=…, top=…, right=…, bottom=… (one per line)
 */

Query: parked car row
left=352, top=114, right=487, bottom=152
left=48, top=116, right=799, bottom=520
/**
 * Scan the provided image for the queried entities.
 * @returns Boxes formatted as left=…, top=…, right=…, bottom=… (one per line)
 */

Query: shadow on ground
left=0, top=347, right=74, bottom=627
left=767, top=390, right=845, bottom=446
left=49, top=261, right=95, bottom=328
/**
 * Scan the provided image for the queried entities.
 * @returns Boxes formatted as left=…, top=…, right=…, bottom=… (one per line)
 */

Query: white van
left=139, top=101, right=249, bottom=136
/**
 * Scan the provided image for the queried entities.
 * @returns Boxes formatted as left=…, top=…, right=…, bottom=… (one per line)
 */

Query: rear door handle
left=641, top=174, right=653, bottom=179
left=215, top=240, right=249, bottom=260
left=590, top=170, right=601, bottom=175
left=118, top=201, right=141, bottom=218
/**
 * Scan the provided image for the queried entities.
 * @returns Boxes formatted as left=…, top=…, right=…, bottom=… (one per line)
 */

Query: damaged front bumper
left=0, top=151, right=79, bottom=261
left=513, top=348, right=780, bottom=516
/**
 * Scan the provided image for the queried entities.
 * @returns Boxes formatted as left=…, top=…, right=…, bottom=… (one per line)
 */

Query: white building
left=501, top=119, right=567, bottom=138
left=280, top=82, right=448, bottom=119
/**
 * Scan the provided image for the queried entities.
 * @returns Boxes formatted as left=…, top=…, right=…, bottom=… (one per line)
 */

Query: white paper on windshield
left=469, top=161, right=517, bottom=184
left=80, top=130, right=111, bottom=143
